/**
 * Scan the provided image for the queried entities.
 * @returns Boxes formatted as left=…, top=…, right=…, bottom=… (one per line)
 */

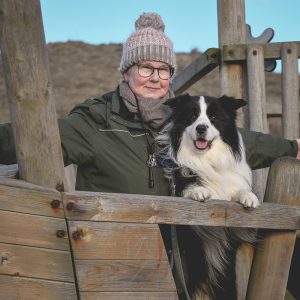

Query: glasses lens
left=137, top=65, right=172, bottom=80
left=158, top=68, right=171, bottom=80
left=138, top=65, right=153, bottom=77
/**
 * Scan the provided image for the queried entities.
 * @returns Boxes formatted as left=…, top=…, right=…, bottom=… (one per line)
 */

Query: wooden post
left=247, top=44, right=269, bottom=201
left=246, top=157, right=300, bottom=300
left=0, top=1, right=78, bottom=299
left=217, top=0, right=247, bottom=128
left=281, top=43, right=299, bottom=139
left=0, top=0, right=65, bottom=189
left=217, top=2, right=251, bottom=298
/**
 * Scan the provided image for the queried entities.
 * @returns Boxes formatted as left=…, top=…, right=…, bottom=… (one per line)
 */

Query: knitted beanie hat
left=119, top=12, right=176, bottom=74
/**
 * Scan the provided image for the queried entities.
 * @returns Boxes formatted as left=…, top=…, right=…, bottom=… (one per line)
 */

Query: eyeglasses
left=137, top=64, right=174, bottom=80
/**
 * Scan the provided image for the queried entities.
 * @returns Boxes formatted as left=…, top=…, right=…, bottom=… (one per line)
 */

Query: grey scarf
left=119, top=81, right=174, bottom=129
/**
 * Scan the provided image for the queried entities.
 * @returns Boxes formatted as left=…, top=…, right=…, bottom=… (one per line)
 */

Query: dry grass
left=0, top=41, right=299, bottom=136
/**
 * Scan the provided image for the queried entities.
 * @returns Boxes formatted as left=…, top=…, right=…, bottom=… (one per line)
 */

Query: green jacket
left=0, top=88, right=298, bottom=195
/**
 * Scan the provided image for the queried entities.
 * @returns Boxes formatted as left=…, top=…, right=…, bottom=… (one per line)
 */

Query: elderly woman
left=0, top=12, right=299, bottom=299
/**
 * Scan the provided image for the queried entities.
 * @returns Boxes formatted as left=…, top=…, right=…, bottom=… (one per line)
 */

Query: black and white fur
left=157, top=94, right=259, bottom=299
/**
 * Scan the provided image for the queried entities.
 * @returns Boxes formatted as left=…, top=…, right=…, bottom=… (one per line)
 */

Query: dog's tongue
left=195, top=139, right=209, bottom=150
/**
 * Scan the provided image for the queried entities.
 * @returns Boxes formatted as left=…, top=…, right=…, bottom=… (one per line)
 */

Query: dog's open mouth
left=194, top=138, right=212, bottom=150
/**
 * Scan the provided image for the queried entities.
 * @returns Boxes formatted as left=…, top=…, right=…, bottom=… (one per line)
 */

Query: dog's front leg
left=235, top=190, right=260, bottom=208
left=183, top=184, right=211, bottom=202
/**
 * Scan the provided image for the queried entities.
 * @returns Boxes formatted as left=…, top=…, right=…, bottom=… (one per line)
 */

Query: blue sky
left=40, top=0, right=299, bottom=72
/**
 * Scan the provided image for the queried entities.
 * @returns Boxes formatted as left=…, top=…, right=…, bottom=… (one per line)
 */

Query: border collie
left=157, top=94, right=259, bottom=299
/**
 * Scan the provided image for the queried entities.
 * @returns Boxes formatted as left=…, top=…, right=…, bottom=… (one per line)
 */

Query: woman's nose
left=149, top=69, right=160, bottom=81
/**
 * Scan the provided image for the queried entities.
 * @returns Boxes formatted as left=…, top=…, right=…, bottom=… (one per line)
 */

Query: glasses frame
left=137, top=64, right=174, bottom=80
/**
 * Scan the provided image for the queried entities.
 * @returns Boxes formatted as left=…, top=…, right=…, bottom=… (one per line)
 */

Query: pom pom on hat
left=119, top=12, right=176, bottom=74
left=135, top=13, right=165, bottom=32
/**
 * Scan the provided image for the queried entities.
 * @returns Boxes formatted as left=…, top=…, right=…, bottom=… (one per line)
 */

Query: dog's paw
left=183, top=186, right=211, bottom=202
left=239, top=191, right=260, bottom=208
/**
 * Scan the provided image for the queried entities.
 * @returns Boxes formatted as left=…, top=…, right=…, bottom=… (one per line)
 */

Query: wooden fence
left=0, top=0, right=300, bottom=299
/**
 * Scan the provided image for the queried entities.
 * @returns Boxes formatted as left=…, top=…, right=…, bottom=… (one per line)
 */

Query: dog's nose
left=196, top=124, right=208, bottom=134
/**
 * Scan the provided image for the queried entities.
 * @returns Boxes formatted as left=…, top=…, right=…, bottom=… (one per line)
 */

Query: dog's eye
left=210, top=115, right=216, bottom=122
left=191, top=115, right=197, bottom=122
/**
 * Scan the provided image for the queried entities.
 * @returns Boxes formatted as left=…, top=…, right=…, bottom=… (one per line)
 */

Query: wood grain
left=62, top=191, right=300, bottom=229
left=69, top=221, right=168, bottom=260
left=0, top=210, right=69, bottom=250
left=247, top=157, right=300, bottom=300
left=171, top=48, right=219, bottom=95
left=0, top=242, right=74, bottom=282
left=0, top=274, right=77, bottom=300
left=0, top=179, right=63, bottom=218
left=281, top=43, right=300, bottom=139
left=76, top=260, right=176, bottom=292
left=81, top=291, right=178, bottom=300
left=223, top=41, right=300, bottom=61
left=0, top=0, right=65, bottom=188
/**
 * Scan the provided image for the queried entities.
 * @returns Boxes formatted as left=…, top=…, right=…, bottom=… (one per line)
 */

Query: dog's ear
left=165, top=94, right=190, bottom=109
left=219, top=95, right=247, bottom=110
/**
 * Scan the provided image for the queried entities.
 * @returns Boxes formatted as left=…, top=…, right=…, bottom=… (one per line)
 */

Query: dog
left=157, top=94, right=259, bottom=299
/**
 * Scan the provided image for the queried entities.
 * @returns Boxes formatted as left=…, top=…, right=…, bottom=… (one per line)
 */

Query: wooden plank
left=247, top=157, right=300, bottom=300
left=223, top=41, right=300, bottom=62
left=171, top=48, right=219, bottom=95
left=76, top=260, right=176, bottom=292
left=62, top=192, right=300, bottom=229
left=69, top=221, right=168, bottom=260
left=0, top=180, right=64, bottom=218
left=81, top=291, right=178, bottom=300
left=0, top=274, right=77, bottom=300
left=217, top=0, right=247, bottom=128
left=0, top=242, right=74, bottom=282
left=281, top=42, right=300, bottom=139
left=247, top=44, right=269, bottom=202
left=0, top=210, right=69, bottom=250
left=0, top=0, right=65, bottom=189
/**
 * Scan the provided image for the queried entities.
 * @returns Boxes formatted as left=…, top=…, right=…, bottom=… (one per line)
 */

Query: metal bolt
left=56, top=230, right=66, bottom=238
left=66, top=202, right=74, bottom=211
left=56, top=183, right=65, bottom=192
left=50, top=199, right=60, bottom=209
left=211, top=53, right=217, bottom=59
left=72, top=230, right=81, bottom=241
left=1, top=256, right=8, bottom=264
left=228, top=50, right=234, bottom=56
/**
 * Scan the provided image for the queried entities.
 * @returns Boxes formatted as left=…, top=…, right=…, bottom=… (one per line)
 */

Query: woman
left=1, top=13, right=299, bottom=191
left=0, top=12, right=299, bottom=299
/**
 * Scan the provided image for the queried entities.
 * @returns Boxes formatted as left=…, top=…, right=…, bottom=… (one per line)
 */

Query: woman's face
left=124, top=61, right=171, bottom=99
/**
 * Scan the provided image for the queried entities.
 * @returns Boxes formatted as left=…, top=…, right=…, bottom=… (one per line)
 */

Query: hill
left=0, top=41, right=298, bottom=135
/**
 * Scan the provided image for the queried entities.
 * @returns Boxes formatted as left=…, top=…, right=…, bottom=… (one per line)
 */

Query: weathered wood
left=171, top=48, right=220, bottom=95
left=0, top=1, right=77, bottom=297
left=0, top=0, right=65, bottom=188
left=0, top=179, right=63, bottom=218
left=281, top=43, right=300, bottom=139
left=0, top=210, right=69, bottom=250
left=217, top=0, right=247, bottom=127
left=0, top=242, right=74, bottom=282
left=69, top=221, right=168, bottom=260
left=62, top=192, right=300, bottom=229
left=247, top=44, right=269, bottom=202
left=0, top=274, right=77, bottom=300
left=76, top=260, right=176, bottom=292
left=81, top=291, right=178, bottom=300
left=246, top=157, right=300, bottom=300
left=223, top=41, right=300, bottom=62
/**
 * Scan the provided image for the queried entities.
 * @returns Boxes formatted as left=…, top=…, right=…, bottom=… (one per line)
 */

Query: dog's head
left=165, top=94, right=246, bottom=153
